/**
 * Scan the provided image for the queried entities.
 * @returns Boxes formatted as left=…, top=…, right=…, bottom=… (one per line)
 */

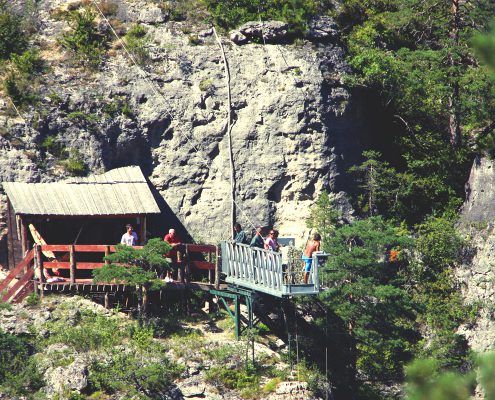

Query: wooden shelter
left=3, top=166, right=160, bottom=269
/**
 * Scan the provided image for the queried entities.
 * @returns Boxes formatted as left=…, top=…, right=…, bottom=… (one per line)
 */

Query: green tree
left=0, top=3, right=27, bottom=59
left=340, top=0, right=495, bottom=224
left=93, top=238, right=171, bottom=319
left=306, top=192, right=340, bottom=240
left=320, top=216, right=417, bottom=383
left=412, top=216, right=474, bottom=371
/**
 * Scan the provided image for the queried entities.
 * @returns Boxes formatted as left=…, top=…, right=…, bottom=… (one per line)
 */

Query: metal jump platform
left=220, top=241, right=326, bottom=298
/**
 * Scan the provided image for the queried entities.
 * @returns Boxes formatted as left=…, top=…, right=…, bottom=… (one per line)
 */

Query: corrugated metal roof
left=3, top=166, right=161, bottom=216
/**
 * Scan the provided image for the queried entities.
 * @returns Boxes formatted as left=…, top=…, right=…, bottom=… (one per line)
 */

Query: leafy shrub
left=41, top=309, right=127, bottom=352
left=61, top=7, right=108, bottom=68
left=0, top=6, right=27, bottom=59
left=0, top=330, right=44, bottom=396
left=3, top=70, right=38, bottom=107
left=204, top=0, right=317, bottom=35
left=25, top=292, right=40, bottom=306
left=124, top=24, right=149, bottom=65
left=64, top=148, right=88, bottom=176
left=205, top=365, right=261, bottom=393
left=41, top=135, right=67, bottom=158
left=87, top=351, right=183, bottom=397
left=10, top=49, right=44, bottom=75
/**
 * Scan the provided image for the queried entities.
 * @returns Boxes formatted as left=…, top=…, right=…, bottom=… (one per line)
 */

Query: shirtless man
left=302, top=233, right=321, bottom=284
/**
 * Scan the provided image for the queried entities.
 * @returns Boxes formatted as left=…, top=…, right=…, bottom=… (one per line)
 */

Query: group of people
left=121, top=223, right=322, bottom=285
left=233, top=223, right=280, bottom=252
left=234, top=223, right=321, bottom=284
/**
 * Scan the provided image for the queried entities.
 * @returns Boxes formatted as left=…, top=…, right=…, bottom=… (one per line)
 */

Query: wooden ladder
left=0, top=249, right=35, bottom=303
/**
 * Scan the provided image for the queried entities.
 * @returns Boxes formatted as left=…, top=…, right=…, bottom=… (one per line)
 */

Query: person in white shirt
left=121, top=224, right=138, bottom=246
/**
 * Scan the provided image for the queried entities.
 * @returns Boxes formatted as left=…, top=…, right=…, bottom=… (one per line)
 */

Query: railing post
left=69, top=245, right=76, bottom=284
left=177, top=251, right=183, bottom=283
left=215, top=245, right=220, bottom=289
left=105, top=245, right=110, bottom=265
left=184, top=245, right=190, bottom=283
left=35, top=244, right=44, bottom=298
left=208, top=251, right=213, bottom=284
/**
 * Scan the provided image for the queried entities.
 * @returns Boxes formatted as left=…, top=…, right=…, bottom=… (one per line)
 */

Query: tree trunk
left=448, top=0, right=461, bottom=148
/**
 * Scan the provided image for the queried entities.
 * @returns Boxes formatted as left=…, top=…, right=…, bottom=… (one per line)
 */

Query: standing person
left=302, top=233, right=321, bottom=284
left=233, top=223, right=247, bottom=244
left=264, top=229, right=280, bottom=252
left=121, top=224, right=138, bottom=246
left=163, top=229, right=182, bottom=282
left=250, top=227, right=264, bottom=249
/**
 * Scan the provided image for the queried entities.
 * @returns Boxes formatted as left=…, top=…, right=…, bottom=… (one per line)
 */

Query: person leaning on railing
left=302, top=233, right=321, bottom=284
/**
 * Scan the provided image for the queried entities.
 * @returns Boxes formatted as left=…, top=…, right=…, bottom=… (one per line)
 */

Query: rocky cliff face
left=0, top=0, right=368, bottom=244
left=458, top=157, right=495, bottom=352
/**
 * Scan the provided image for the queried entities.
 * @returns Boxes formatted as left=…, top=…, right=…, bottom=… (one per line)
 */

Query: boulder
left=237, top=21, right=289, bottom=43
left=306, top=15, right=339, bottom=41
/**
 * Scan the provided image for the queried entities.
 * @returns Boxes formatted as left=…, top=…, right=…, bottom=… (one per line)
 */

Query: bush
left=0, top=330, right=44, bottom=396
left=61, top=7, right=108, bottom=68
left=124, top=24, right=149, bottom=65
left=10, top=49, right=44, bottom=75
left=0, top=7, right=27, bottom=59
left=204, top=0, right=317, bottom=35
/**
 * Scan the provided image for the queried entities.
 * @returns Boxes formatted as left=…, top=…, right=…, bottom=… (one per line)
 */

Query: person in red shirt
left=163, top=229, right=182, bottom=282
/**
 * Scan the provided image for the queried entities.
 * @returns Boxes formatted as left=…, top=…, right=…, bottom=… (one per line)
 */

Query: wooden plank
left=186, top=244, right=216, bottom=253
left=189, top=261, right=215, bottom=270
left=43, top=262, right=105, bottom=270
left=0, top=249, right=34, bottom=294
left=2, top=267, right=35, bottom=302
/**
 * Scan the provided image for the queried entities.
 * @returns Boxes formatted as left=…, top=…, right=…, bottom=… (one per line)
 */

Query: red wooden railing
left=0, top=243, right=218, bottom=303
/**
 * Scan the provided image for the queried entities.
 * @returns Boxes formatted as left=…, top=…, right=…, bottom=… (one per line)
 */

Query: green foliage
left=321, top=216, right=417, bottom=381
left=0, top=5, right=27, bottom=59
left=205, top=365, right=261, bottom=393
left=64, top=148, right=88, bottom=176
left=94, top=238, right=171, bottom=288
left=0, top=330, right=44, bottom=396
left=412, top=216, right=475, bottom=371
left=25, top=292, right=40, bottom=306
left=124, top=24, right=149, bottom=65
left=61, top=7, right=108, bottom=68
left=204, top=0, right=318, bottom=35
left=10, top=49, right=44, bottom=75
left=41, top=135, right=66, bottom=158
left=340, top=0, right=495, bottom=222
left=87, top=350, right=183, bottom=397
left=306, top=192, right=340, bottom=240
left=473, top=23, right=495, bottom=80
left=41, top=309, right=127, bottom=352
left=3, top=48, right=45, bottom=108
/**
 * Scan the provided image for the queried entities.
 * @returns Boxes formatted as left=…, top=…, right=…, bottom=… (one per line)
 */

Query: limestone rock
left=307, top=15, right=339, bottom=41
left=238, top=21, right=289, bottom=43
left=230, top=30, right=248, bottom=45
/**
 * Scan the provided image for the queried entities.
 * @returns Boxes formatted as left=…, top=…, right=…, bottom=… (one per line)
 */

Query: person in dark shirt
left=234, top=223, right=247, bottom=244
left=250, top=227, right=264, bottom=248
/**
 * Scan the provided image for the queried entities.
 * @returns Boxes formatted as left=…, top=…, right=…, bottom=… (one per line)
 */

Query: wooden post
left=69, top=245, right=76, bottom=284
left=105, top=245, right=110, bottom=265
left=104, top=292, right=109, bottom=309
left=20, top=218, right=28, bottom=271
left=185, top=244, right=190, bottom=283
left=177, top=251, right=183, bottom=283
left=141, top=216, right=147, bottom=245
left=35, top=244, right=44, bottom=299
left=208, top=251, right=213, bottom=284
left=215, top=245, right=220, bottom=289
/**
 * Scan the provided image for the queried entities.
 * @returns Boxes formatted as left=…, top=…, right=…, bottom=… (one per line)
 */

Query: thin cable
left=91, top=0, right=261, bottom=231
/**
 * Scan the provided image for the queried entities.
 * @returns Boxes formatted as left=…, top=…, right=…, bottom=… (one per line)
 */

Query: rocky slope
left=0, top=0, right=368, bottom=244
left=0, top=295, right=322, bottom=399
